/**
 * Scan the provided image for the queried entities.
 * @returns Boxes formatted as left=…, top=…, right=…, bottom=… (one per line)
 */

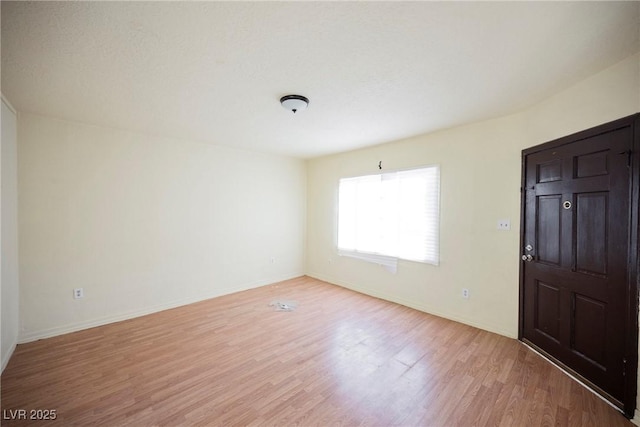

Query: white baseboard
left=307, top=271, right=517, bottom=339
left=18, top=272, right=304, bottom=344
left=632, top=410, right=640, bottom=426
left=1, top=339, right=17, bottom=373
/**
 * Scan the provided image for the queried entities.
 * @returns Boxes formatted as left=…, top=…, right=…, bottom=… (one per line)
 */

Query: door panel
left=573, top=293, right=606, bottom=367
left=538, top=159, right=563, bottom=182
left=537, top=196, right=562, bottom=265
left=534, top=280, right=561, bottom=342
left=520, top=115, right=639, bottom=417
left=575, top=192, right=607, bottom=275
left=535, top=194, right=562, bottom=266
left=575, top=150, right=608, bottom=178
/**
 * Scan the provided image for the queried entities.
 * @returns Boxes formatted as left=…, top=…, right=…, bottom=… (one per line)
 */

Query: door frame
left=518, top=113, right=640, bottom=417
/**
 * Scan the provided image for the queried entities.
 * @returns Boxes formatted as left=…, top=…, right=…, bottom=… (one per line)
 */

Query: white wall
left=524, top=52, right=640, bottom=146
left=307, top=113, right=525, bottom=337
left=306, top=52, right=640, bottom=340
left=2, top=96, right=20, bottom=372
left=18, top=113, right=306, bottom=341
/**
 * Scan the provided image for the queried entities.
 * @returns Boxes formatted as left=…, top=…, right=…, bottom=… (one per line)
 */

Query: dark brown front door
left=520, top=114, right=639, bottom=417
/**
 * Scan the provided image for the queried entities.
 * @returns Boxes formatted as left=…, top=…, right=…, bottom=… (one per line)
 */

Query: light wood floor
left=1, top=276, right=633, bottom=426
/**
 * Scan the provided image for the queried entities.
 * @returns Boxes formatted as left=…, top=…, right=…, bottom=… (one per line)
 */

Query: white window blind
left=337, top=165, right=440, bottom=268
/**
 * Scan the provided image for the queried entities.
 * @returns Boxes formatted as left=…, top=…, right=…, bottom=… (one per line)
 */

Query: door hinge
left=623, top=357, right=627, bottom=376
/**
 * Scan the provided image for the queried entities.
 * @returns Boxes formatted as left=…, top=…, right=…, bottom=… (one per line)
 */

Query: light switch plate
left=497, top=219, right=511, bottom=230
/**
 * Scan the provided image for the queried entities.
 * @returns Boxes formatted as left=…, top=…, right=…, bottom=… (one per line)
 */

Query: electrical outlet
left=497, top=219, right=511, bottom=230
left=462, top=288, right=470, bottom=299
left=73, top=288, right=84, bottom=299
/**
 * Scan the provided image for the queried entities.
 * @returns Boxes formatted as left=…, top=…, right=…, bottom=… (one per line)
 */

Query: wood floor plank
left=1, top=276, right=633, bottom=426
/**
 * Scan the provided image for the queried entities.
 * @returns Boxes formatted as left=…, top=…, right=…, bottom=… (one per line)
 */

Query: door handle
left=521, top=254, right=533, bottom=262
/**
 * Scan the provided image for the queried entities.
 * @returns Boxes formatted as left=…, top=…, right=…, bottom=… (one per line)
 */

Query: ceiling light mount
left=280, top=95, right=309, bottom=113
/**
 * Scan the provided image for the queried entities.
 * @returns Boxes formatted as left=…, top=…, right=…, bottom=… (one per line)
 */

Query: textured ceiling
left=2, top=2, right=639, bottom=158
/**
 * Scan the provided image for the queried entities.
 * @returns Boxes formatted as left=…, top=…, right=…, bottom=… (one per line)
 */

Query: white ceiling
left=2, top=2, right=639, bottom=159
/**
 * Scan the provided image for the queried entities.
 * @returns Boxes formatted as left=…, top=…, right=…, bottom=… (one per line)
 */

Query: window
left=337, top=165, right=440, bottom=270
